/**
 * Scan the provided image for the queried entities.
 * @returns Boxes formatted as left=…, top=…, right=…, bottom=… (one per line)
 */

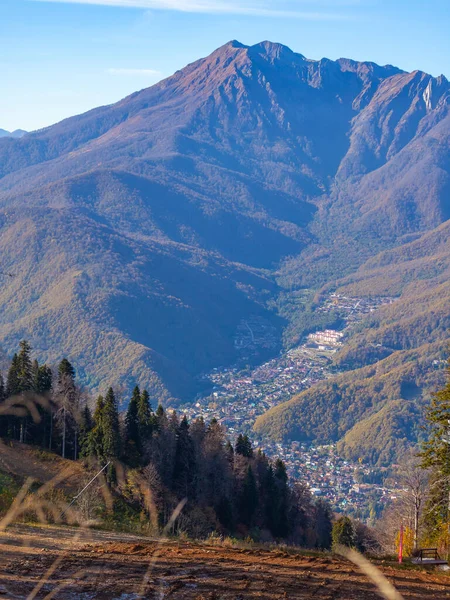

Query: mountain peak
left=226, top=39, right=247, bottom=49
left=0, top=128, right=27, bottom=139
left=249, top=40, right=303, bottom=62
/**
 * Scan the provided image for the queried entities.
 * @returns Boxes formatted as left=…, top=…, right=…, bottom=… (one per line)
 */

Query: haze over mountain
left=0, top=129, right=26, bottom=139
left=0, top=40, right=448, bottom=460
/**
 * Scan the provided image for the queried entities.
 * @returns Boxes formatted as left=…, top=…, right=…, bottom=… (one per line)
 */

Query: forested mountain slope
left=0, top=40, right=448, bottom=424
left=255, top=219, right=450, bottom=464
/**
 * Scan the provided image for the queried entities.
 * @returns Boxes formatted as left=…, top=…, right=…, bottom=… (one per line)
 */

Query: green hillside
left=255, top=207, right=450, bottom=465
left=254, top=342, right=446, bottom=465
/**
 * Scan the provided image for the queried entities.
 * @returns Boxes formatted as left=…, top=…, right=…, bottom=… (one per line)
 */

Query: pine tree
left=30, top=363, right=53, bottom=447
left=314, top=499, right=333, bottom=550
left=263, top=464, right=277, bottom=533
left=6, top=354, right=20, bottom=398
left=239, top=466, right=258, bottom=527
left=173, top=415, right=196, bottom=500
left=137, top=389, right=153, bottom=442
left=16, top=341, right=33, bottom=443
left=102, top=387, right=121, bottom=466
left=169, top=410, right=179, bottom=433
left=58, top=358, right=75, bottom=380
left=79, top=404, right=93, bottom=457
left=235, top=434, right=253, bottom=458
left=35, top=365, right=52, bottom=395
left=125, top=386, right=141, bottom=464
left=202, top=419, right=231, bottom=506
left=273, top=459, right=290, bottom=538
left=86, top=395, right=105, bottom=459
left=5, top=354, right=20, bottom=439
left=126, top=387, right=140, bottom=440
left=31, top=360, right=39, bottom=391
left=421, top=360, right=450, bottom=547
left=55, top=358, right=78, bottom=458
left=17, top=341, right=33, bottom=393
left=225, top=440, right=234, bottom=466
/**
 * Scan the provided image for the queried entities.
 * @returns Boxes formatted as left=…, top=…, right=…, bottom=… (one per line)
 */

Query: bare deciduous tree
left=377, top=453, right=429, bottom=554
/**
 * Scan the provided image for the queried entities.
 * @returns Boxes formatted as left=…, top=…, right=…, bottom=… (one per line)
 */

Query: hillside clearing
left=1, top=525, right=450, bottom=599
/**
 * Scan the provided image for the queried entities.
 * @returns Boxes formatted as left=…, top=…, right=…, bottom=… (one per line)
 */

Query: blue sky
left=1, top=0, right=449, bottom=131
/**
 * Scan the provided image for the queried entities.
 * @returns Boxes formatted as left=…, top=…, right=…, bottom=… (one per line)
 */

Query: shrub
left=332, top=516, right=356, bottom=550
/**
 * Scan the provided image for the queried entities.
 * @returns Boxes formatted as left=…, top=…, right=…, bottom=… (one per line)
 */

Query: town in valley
left=177, top=294, right=402, bottom=519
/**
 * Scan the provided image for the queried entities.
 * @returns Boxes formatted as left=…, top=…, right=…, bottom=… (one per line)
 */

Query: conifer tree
left=137, top=388, right=153, bottom=442
left=239, top=465, right=258, bottom=527
left=190, top=416, right=206, bottom=452
left=126, top=386, right=140, bottom=446
left=421, top=359, right=450, bottom=546
left=31, top=360, right=39, bottom=390
left=55, top=358, right=78, bottom=458
left=235, top=434, right=253, bottom=458
left=169, top=410, right=179, bottom=433
left=225, top=440, right=234, bottom=466
left=173, top=415, right=196, bottom=500
left=17, top=340, right=33, bottom=393
left=35, top=365, right=52, bottom=395
left=86, top=395, right=105, bottom=459
left=58, top=358, right=75, bottom=380
left=202, top=419, right=230, bottom=506
left=79, top=404, right=93, bottom=457
left=124, top=386, right=141, bottom=465
left=155, top=404, right=167, bottom=432
left=273, top=459, right=290, bottom=538
left=30, top=363, right=53, bottom=447
left=314, top=499, right=333, bottom=550
left=16, top=341, right=33, bottom=442
left=102, top=387, right=121, bottom=465
left=6, top=354, right=20, bottom=398
left=5, top=354, right=20, bottom=439
left=262, top=464, right=276, bottom=532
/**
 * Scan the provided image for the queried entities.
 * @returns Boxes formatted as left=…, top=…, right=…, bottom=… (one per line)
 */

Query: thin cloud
left=30, top=0, right=357, bottom=20
left=107, top=68, right=162, bottom=75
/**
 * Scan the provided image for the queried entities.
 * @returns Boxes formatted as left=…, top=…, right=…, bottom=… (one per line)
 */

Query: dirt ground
left=1, top=525, right=450, bottom=599
left=0, top=440, right=83, bottom=492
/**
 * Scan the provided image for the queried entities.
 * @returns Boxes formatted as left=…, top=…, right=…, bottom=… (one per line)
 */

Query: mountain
left=0, top=41, right=448, bottom=451
left=255, top=203, right=450, bottom=464
left=0, top=129, right=27, bottom=139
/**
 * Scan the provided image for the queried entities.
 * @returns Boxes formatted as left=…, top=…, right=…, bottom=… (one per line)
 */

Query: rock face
left=0, top=40, right=448, bottom=405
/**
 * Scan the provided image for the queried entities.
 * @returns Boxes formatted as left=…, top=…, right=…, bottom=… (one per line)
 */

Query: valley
left=0, top=39, right=448, bottom=466
left=178, top=293, right=402, bottom=514
left=2, top=6, right=450, bottom=599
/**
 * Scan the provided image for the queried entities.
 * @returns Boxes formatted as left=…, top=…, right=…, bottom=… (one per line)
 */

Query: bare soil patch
left=0, top=440, right=83, bottom=492
left=1, top=525, right=450, bottom=599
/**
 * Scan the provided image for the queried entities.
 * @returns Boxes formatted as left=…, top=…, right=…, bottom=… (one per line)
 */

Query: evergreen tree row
left=0, top=341, right=81, bottom=457
left=0, top=341, right=333, bottom=546
left=77, top=386, right=332, bottom=545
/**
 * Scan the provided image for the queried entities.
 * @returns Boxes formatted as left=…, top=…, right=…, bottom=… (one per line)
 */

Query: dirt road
left=1, top=525, right=450, bottom=599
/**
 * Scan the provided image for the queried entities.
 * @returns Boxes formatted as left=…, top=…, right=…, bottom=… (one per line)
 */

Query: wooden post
left=398, top=523, right=404, bottom=564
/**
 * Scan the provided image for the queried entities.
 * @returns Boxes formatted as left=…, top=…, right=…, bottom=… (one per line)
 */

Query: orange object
left=398, top=524, right=404, bottom=564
